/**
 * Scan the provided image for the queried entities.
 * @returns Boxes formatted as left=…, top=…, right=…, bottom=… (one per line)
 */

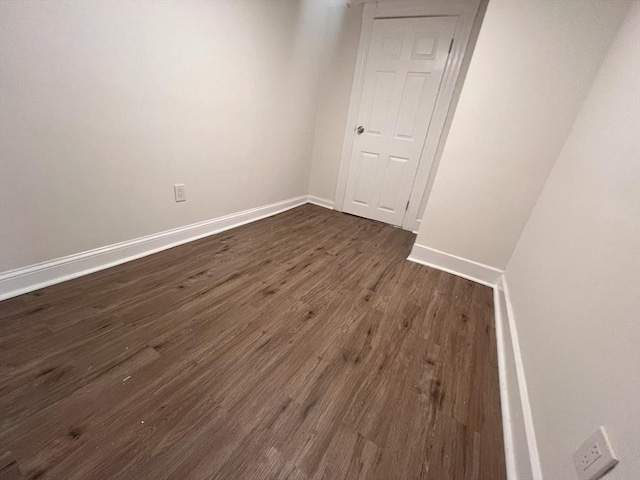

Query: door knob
left=356, top=126, right=364, bottom=135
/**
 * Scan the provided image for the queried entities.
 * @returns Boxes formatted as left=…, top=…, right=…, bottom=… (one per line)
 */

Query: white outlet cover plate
left=174, top=184, right=186, bottom=202
left=573, top=426, right=618, bottom=480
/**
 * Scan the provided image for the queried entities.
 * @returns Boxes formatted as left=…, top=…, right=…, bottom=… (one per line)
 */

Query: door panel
left=343, top=16, right=457, bottom=226
left=367, top=72, right=396, bottom=135
left=353, top=151, right=379, bottom=206
left=394, top=72, right=429, bottom=139
left=378, top=155, right=408, bottom=212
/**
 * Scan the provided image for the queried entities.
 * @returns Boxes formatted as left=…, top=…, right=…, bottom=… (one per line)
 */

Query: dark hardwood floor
left=0, top=204, right=506, bottom=480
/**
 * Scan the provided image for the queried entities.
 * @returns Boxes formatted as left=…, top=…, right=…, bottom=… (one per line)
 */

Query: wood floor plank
left=0, top=204, right=505, bottom=479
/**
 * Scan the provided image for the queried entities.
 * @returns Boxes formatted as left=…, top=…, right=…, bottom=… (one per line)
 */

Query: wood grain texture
left=0, top=205, right=506, bottom=480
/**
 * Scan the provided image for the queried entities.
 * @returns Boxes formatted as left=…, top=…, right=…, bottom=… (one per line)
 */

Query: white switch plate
left=573, top=426, right=618, bottom=480
left=174, top=184, right=186, bottom=202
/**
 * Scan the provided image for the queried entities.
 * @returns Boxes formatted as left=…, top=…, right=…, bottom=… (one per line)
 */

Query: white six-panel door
left=343, top=16, right=457, bottom=226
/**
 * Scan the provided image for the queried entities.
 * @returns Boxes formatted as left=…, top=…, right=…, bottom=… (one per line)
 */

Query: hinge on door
left=448, top=38, right=454, bottom=54
left=405, top=200, right=410, bottom=212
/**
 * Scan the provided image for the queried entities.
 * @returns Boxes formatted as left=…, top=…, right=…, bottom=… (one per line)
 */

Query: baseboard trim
left=407, top=243, right=503, bottom=287
left=0, top=195, right=309, bottom=301
left=407, top=244, right=536, bottom=478
left=501, top=275, right=543, bottom=480
left=493, top=283, right=518, bottom=479
left=307, top=195, right=335, bottom=210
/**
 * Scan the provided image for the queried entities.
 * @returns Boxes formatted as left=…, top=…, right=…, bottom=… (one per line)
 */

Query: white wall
left=308, top=2, right=362, bottom=202
left=414, top=0, right=631, bottom=269
left=0, top=0, right=347, bottom=272
left=504, top=3, right=640, bottom=478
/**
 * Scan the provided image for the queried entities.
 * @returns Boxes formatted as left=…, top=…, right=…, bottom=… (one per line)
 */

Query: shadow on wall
left=308, top=1, right=363, bottom=201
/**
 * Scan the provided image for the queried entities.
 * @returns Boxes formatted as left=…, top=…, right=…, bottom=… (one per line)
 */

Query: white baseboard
left=407, top=243, right=503, bottom=287
left=0, top=195, right=310, bottom=301
left=493, top=282, right=519, bottom=480
left=307, top=195, right=335, bottom=210
left=501, top=275, right=543, bottom=480
left=406, top=243, right=538, bottom=478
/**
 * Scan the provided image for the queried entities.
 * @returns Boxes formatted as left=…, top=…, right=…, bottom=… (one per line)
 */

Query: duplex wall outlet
left=573, top=426, right=618, bottom=480
left=174, top=184, right=186, bottom=202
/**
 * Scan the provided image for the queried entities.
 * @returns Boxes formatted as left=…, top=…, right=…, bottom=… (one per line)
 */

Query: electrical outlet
left=573, top=427, right=618, bottom=480
left=174, top=184, right=186, bottom=202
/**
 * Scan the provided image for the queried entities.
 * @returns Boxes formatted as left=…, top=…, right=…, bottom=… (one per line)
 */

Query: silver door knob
left=356, top=126, right=364, bottom=135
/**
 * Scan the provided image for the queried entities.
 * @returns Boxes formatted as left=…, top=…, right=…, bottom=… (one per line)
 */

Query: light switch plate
left=573, top=426, right=618, bottom=480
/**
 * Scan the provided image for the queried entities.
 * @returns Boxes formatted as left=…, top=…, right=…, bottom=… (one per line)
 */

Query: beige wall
left=414, top=0, right=631, bottom=269
left=308, top=2, right=362, bottom=202
left=505, top=3, right=640, bottom=478
left=0, top=0, right=347, bottom=272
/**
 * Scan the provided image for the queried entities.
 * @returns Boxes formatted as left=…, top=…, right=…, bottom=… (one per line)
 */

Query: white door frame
left=334, top=0, right=482, bottom=231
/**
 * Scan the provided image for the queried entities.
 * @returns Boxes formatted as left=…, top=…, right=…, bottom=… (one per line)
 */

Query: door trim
left=334, top=0, right=483, bottom=231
